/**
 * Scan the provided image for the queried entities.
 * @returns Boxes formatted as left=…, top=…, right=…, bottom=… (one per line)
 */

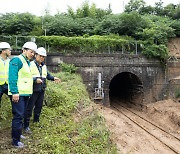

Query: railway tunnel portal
left=46, top=53, right=176, bottom=106
left=109, top=72, right=144, bottom=106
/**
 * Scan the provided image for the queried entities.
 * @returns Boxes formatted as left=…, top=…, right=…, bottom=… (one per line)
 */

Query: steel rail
left=112, top=103, right=180, bottom=154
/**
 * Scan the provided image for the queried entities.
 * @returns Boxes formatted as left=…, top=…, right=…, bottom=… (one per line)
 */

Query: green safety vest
left=30, top=61, right=47, bottom=78
left=0, top=57, right=9, bottom=85
left=9, top=55, right=33, bottom=95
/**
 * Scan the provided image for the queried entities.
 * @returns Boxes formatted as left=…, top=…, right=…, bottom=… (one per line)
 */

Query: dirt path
left=94, top=99, right=180, bottom=154
left=1, top=99, right=179, bottom=154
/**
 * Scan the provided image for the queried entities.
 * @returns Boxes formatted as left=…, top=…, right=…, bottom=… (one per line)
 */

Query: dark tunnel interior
left=109, top=72, right=143, bottom=105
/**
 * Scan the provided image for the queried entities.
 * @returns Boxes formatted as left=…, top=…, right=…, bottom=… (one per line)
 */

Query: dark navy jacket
left=32, top=60, right=54, bottom=92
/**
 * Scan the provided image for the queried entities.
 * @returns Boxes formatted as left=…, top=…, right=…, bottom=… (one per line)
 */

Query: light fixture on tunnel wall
left=94, top=73, right=104, bottom=100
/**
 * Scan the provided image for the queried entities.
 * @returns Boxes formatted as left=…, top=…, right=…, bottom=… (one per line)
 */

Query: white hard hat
left=22, top=42, right=37, bottom=52
left=0, top=42, right=11, bottom=50
left=36, top=47, right=47, bottom=56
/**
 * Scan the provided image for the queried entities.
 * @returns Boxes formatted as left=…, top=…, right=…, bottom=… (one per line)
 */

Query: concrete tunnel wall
left=45, top=53, right=169, bottom=105
left=11, top=52, right=180, bottom=105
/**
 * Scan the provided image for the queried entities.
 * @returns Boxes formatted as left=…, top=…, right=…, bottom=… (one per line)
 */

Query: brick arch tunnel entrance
left=109, top=72, right=144, bottom=105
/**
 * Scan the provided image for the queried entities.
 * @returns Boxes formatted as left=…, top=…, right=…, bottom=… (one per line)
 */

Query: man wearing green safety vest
left=24, top=47, right=60, bottom=133
left=8, top=42, right=37, bottom=148
left=0, top=42, right=11, bottom=107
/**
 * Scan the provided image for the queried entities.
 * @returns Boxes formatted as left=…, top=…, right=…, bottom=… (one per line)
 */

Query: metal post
left=94, top=73, right=104, bottom=101
left=44, top=29, right=47, bottom=36
left=122, top=45, right=124, bottom=54
left=48, top=44, right=49, bottom=52
left=98, top=73, right=102, bottom=89
left=108, top=46, right=110, bottom=54
left=135, top=41, right=138, bottom=55
left=15, top=36, right=18, bottom=51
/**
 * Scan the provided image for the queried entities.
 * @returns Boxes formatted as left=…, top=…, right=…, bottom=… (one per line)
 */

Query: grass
left=0, top=71, right=117, bottom=153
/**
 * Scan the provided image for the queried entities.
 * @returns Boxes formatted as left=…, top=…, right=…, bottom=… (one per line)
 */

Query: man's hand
left=37, top=78, right=43, bottom=83
left=12, top=94, right=19, bottom=103
left=54, top=77, right=61, bottom=83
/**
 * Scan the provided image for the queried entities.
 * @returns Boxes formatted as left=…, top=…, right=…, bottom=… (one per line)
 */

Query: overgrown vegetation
left=37, top=35, right=137, bottom=54
left=0, top=0, right=179, bottom=60
left=0, top=70, right=117, bottom=153
left=0, top=95, right=11, bottom=129
left=60, top=62, right=77, bottom=73
left=175, top=88, right=180, bottom=98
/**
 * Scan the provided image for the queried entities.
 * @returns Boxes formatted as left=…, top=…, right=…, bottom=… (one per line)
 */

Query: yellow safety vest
left=30, top=61, right=47, bottom=78
left=0, top=57, right=9, bottom=85
left=9, top=55, right=33, bottom=95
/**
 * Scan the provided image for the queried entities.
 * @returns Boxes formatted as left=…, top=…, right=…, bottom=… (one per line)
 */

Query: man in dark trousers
left=24, top=47, right=60, bottom=133
left=0, top=42, right=11, bottom=106
left=8, top=42, right=37, bottom=148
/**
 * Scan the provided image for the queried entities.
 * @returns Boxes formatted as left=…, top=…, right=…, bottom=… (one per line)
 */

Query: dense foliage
left=0, top=0, right=179, bottom=60
left=36, top=35, right=137, bottom=54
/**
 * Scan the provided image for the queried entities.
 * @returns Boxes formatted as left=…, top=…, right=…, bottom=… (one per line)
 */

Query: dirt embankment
left=168, top=37, right=180, bottom=58
left=94, top=38, right=180, bottom=154
left=95, top=99, right=180, bottom=154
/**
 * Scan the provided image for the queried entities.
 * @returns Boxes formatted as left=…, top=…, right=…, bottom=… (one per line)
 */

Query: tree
left=45, top=15, right=75, bottom=36
left=163, top=4, right=177, bottom=17
left=94, top=14, right=122, bottom=35
left=138, top=15, right=175, bottom=44
left=139, top=5, right=155, bottom=15
left=170, top=20, right=180, bottom=37
left=67, top=6, right=76, bottom=19
left=29, top=16, right=43, bottom=36
left=95, top=12, right=148, bottom=38
left=154, top=0, right=164, bottom=15
left=66, top=1, right=112, bottom=19
left=0, top=13, right=37, bottom=35
left=172, top=4, right=180, bottom=19
left=125, top=0, right=146, bottom=13
left=44, top=14, right=97, bottom=36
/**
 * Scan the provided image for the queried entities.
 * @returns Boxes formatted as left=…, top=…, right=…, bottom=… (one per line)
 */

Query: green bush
left=0, top=95, right=11, bottom=130
left=175, top=88, right=180, bottom=98
left=60, top=63, right=77, bottom=74
left=142, top=43, right=169, bottom=60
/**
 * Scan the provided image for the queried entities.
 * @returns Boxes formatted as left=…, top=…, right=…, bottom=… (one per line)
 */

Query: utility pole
left=123, top=1, right=125, bottom=12
left=41, top=14, right=47, bottom=49
left=44, top=29, right=47, bottom=36
left=41, top=15, right=46, bottom=36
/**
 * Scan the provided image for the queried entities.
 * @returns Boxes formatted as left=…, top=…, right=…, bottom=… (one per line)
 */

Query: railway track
left=111, top=103, right=180, bottom=154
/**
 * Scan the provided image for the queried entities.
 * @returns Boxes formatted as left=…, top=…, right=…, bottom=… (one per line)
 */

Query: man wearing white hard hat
left=8, top=41, right=37, bottom=148
left=24, top=47, right=60, bottom=133
left=0, top=42, right=11, bottom=106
